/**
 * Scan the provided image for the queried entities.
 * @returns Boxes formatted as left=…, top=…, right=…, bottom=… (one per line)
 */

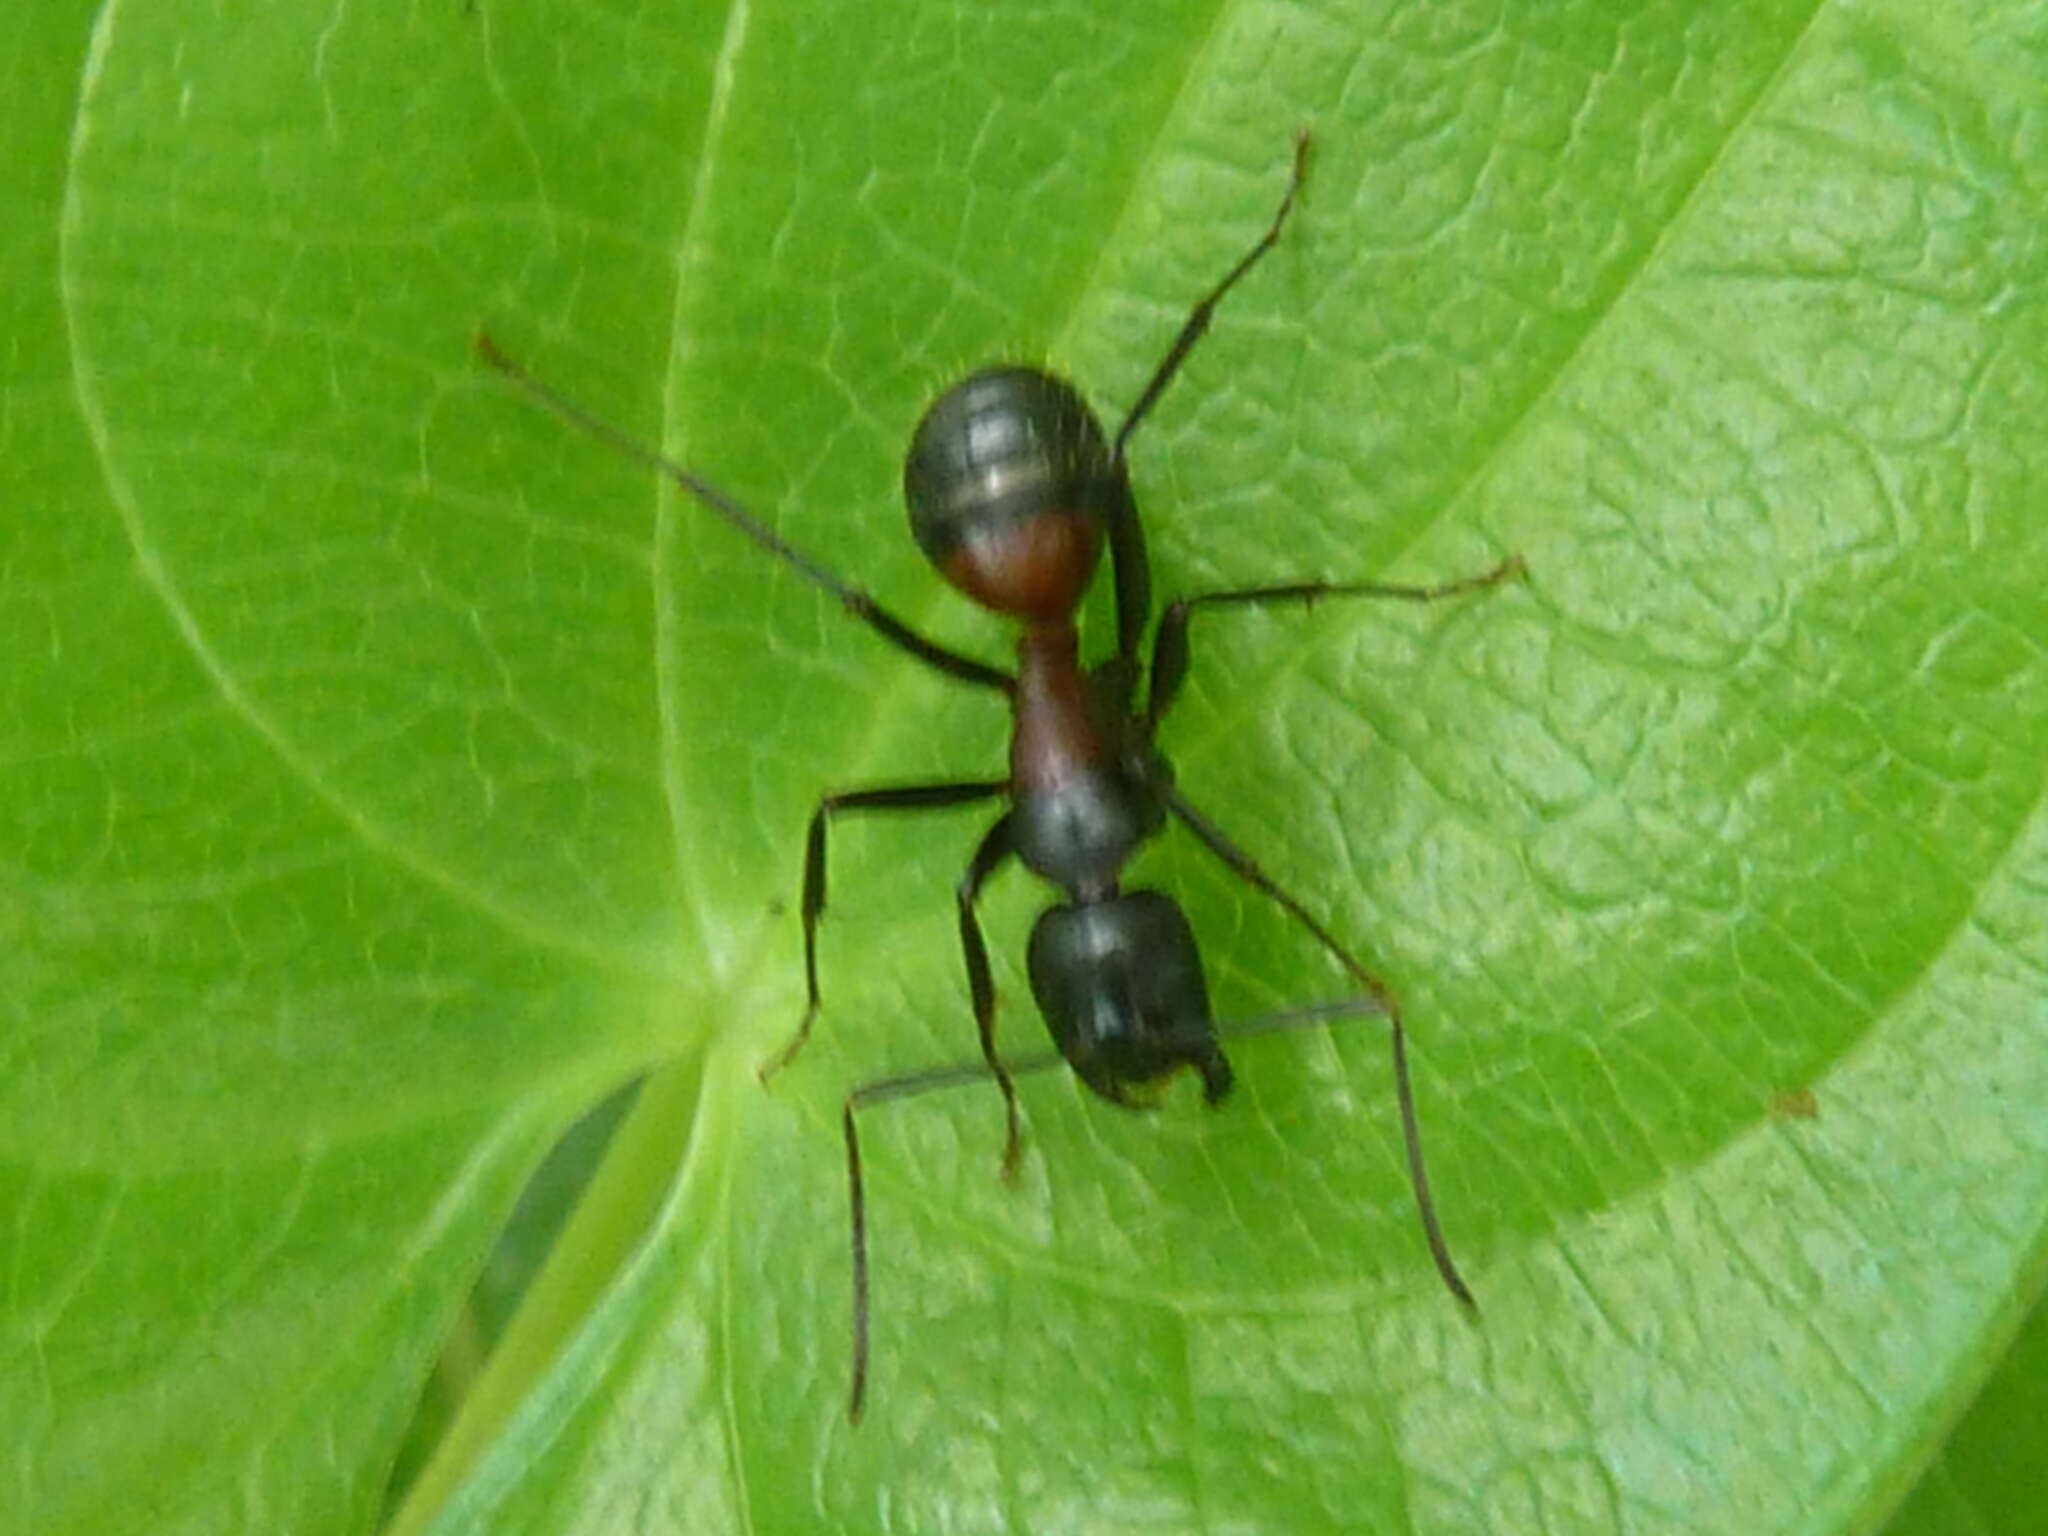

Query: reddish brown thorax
left=1010, top=624, right=1100, bottom=791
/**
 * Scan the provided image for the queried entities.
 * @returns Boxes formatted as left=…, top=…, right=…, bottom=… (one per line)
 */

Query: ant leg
left=1100, top=134, right=1311, bottom=677
left=1146, top=555, right=1524, bottom=730
left=1163, top=788, right=1476, bottom=1308
left=841, top=1094, right=874, bottom=1424
left=477, top=334, right=1014, bottom=693
left=759, top=780, right=1007, bottom=1081
left=1110, top=132, right=1311, bottom=462
left=837, top=993, right=1435, bottom=1423
left=834, top=814, right=1020, bottom=1420
left=956, top=814, right=1024, bottom=1179
left=840, top=1045, right=1069, bottom=1423
left=1100, top=476, right=1151, bottom=694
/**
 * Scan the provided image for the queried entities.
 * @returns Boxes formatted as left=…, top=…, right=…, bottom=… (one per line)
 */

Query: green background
left=5, top=1, right=2045, bottom=1532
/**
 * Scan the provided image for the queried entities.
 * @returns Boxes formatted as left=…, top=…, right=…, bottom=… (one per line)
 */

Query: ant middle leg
left=759, top=779, right=1007, bottom=1081
left=1145, top=555, right=1525, bottom=729
left=1163, top=788, right=1477, bottom=1308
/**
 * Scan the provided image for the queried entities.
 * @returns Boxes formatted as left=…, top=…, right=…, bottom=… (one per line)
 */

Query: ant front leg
left=759, top=780, right=1007, bottom=1081
left=1164, top=789, right=1478, bottom=1308
left=1145, top=555, right=1525, bottom=730
left=956, top=814, right=1024, bottom=1180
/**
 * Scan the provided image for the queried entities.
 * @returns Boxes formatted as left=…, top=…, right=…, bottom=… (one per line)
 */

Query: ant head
left=1026, top=890, right=1235, bottom=1108
left=903, top=367, right=1116, bottom=624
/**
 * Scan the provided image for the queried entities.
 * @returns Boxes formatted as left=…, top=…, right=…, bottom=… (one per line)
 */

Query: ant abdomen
left=903, top=366, right=1115, bottom=621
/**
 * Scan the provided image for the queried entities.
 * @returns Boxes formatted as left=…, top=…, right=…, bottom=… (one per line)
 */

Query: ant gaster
left=480, top=133, right=1522, bottom=1424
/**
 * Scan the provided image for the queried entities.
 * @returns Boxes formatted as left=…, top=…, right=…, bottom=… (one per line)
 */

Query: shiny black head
left=1026, top=890, right=1233, bottom=1107
left=902, top=367, right=1115, bottom=621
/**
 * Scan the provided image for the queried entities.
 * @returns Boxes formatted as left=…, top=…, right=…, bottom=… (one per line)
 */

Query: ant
left=479, top=132, right=1523, bottom=1424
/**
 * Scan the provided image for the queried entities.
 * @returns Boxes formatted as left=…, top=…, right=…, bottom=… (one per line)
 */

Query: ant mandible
left=480, top=132, right=1523, bottom=1423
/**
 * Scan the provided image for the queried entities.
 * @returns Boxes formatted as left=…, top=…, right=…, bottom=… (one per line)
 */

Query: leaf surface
left=6, top=1, right=2046, bottom=1533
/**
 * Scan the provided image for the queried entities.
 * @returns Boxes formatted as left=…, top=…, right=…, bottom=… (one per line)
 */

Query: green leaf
left=7, top=1, right=2045, bottom=1533
left=1882, top=1285, right=2048, bottom=1536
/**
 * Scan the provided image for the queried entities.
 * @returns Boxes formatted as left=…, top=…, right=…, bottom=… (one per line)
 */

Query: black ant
left=479, top=133, right=1522, bottom=1424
